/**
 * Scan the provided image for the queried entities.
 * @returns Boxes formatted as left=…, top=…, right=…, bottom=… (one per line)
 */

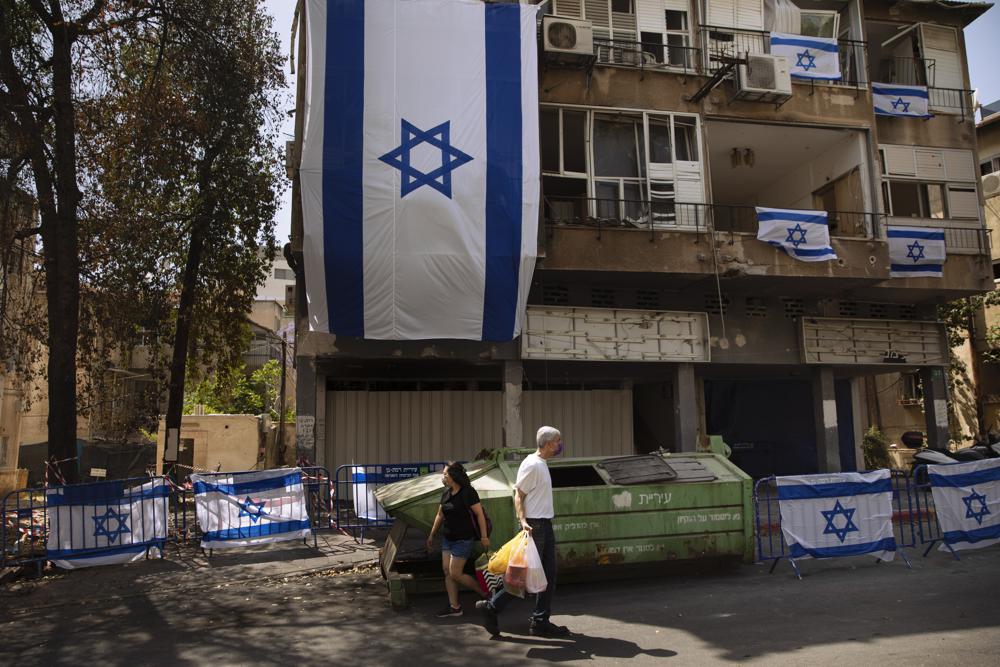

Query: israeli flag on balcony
left=888, top=226, right=945, bottom=278
left=300, top=0, right=540, bottom=341
left=46, top=478, right=169, bottom=569
left=756, top=207, right=838, bottom=262
left=928, top=459, right=1000, bottom=552
left=776, top=470, right=898, bottom=561
left=191, top=468, right=311, bottom=549
left=873, top=83, right=932, bottom=118
left=769, top=33, right=841, bottom=80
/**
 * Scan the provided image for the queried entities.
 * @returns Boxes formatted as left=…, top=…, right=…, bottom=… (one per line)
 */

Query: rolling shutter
left=920, top=24, right=963, bottom=90
left=883, top=145, right=917, bottom=176
left=553, top=0, right=583, bottom=19
left=914, top=149, right=945, bottom=180
left=947, top=186, right=980, bottom=219
left=943, top=149, right=976, bottom=182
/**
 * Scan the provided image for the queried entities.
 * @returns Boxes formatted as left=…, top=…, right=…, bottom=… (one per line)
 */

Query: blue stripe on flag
left=769, top=37, right=839, bottom=52
left=202, top=519, right=311, bottom=542
left=791, top=73, right=843, bottom=81
left=872, top=85, right=929, bottom=99
left=193, top=472, right=302, bottom=497
left=776, top=478, right=893, bottom=500
left=929, top=466, right=1000, bottom=488
left=792, top=246, right=837, bottom=257
left=47, top=482, right=169, bottom=507
left=890, top=263, right=942, bottom=274
left=942, top=524, right=1000, bottom=545
left=757, top=211, right=828, bottom=225
left=482, top=4, right=522, bottom=342
left=788, top=537, right=897, bottom=559
left=47, top=540, right=165, bottom=559
left=323, top=0, right=365, bottom=336
left=887, top=229, right=945, bottom=240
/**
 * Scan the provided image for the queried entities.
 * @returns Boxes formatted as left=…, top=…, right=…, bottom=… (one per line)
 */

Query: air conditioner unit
left=542, top=15, right=594, bottom=59
left=983, top=171, right=1000, bottom=199
left=735, top=54, right=792, bottom=104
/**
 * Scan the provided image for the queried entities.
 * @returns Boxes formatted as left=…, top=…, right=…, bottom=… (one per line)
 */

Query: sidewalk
left=0, top=530, right=381, bottom=613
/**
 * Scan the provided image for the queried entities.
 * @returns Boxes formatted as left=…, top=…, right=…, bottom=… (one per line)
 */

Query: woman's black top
left=440, top=484, right=481, bottom=540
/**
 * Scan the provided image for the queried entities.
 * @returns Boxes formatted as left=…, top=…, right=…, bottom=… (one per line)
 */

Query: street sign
left=90, top=467, right=107, bottom=478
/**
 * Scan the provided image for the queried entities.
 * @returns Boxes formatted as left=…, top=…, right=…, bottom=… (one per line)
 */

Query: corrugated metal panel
left=325, top=389, right=636, bottom=471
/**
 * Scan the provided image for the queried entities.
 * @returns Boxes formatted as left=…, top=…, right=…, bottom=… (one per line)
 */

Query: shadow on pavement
left=499, top=632, right=678, bottom=662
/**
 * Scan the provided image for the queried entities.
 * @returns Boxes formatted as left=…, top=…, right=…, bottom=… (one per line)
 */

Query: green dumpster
left=374, top=448, right=753, bottom=606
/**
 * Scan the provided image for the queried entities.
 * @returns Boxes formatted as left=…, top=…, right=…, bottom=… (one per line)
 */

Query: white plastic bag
left=524, top=534, right=548, bottom=594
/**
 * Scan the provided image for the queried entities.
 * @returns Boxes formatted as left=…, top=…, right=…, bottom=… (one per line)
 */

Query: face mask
left=554, top=441, right=564, bottom=456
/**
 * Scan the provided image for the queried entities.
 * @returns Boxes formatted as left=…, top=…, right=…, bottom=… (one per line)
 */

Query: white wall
left=257, top=256, right=295, bottom=303
left=757, top=133, right=869, bottom=211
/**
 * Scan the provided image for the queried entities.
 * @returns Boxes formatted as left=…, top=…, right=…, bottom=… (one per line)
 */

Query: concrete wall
left=757, top=133, right=869, bottom=211
left=155, top=414, right=263, bottom=475
left=257, top=256, right=295, bottom=303
left=0, top=373, right=26, bottom=494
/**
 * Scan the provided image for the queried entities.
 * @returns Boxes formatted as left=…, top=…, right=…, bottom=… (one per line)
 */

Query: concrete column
left=673, top=363, right=699, bottom=453
left=920, top=366, right=950, bottom=450
left=502, top=360, right=523, bottom=449
left=812, top=366, right=841, bottom=472
left=294, top=355, right=318, bottom=463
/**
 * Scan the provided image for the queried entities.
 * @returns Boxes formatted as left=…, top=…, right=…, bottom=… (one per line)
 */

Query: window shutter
left=943, top=149, right=976, bottom=182
left=883, top=145, right=917, bottom=176
left=707, top=0, right=736, bottom=27
left=736, top=0, right=764, bottom=31
left=947, top=186, right=980, bottom=219
left=914, top=149, right=945, bottom=180
left=920, top=24, right=963, bottom=90
left=553, top=0, right=584, bottom=19
left=636, top=0, right=665, bottom=34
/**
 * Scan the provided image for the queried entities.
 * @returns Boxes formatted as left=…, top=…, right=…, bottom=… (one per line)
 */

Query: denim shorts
left=441, top=537, right=475, bottom=559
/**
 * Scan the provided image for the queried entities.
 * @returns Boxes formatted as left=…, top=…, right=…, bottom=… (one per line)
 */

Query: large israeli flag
left=776, top=470, right=898, bottom=561
left=769, top=33, right=841, bottom=80
left=873, top=83, right=932, bottom=118
left=928, top=459, right=1000, bottom=552
left=191, top=468, right=312, bottom=549
left=300, top=0, right=540, bottom=341
left=756, top=207, right=838, bottom=262
left=46, top=478, right=169, bottom=569
left=888, top=226, right=945, bottom=278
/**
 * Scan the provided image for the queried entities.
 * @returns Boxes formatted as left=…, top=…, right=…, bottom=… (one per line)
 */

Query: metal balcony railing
left=874, top=57, right=974, bottom=116
left=543, top=196, right=884, bottom=241
left=698, top=25, right=870, bottom=88
left=593, top=36, right=701, bottom=75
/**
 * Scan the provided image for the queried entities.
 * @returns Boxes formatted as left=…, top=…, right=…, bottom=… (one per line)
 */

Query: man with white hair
left=477, top=425, right=569, bottom=638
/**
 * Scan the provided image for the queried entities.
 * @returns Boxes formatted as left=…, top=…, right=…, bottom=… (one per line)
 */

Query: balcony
left=875, top=56, right=975, bottom=117
left=593, top=36, right=700, bottom=76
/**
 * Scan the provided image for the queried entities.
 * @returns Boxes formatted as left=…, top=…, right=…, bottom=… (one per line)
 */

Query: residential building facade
left=290, top=0, right=992, bottom=478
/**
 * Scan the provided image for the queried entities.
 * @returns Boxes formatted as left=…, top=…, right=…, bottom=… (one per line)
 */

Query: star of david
left=378, top=119, right=473, bottom=199
left=238, top=496, right=268, bottom=523
left=785, top=223, right=808, bottom=248
left=92, top=507, right=131, bottom=544
left=891, top=97, right=911, bottom=113
left=795, top=50, right=817, bottom=71
left=906, top=240, right=926, bottom=263
left=962, top=488, right=991, bottom=525
left=820, top=500, right=859, bottom=543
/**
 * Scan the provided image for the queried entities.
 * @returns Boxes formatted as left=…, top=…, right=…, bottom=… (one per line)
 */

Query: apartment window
left=886, top=181, right=947, bottom=219
left=593, top=113, right=646, bottom=221
left=800, top=10, right=839, bottom=39
left=673, top=117, right=699, bottom=162
left=983, top=156, right=1000, bottom=176
left=541, top=108, right=589, bottom=223
left=274, top=268, right=294, bottom=280
left=640, top=9, right=692, bottom=68
left=900, top=373, right=923, bottom=405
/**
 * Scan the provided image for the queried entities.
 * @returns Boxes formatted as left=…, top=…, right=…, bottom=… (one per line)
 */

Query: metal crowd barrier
left=753, top=470, right=918, bottom=576
left=333, top=462, right=447, bottom=541
left=1, top=475, right=176, bottom=571
left=910, top=464, right=958, bottom=559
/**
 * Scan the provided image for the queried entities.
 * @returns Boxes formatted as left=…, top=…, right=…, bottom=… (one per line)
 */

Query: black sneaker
left=436, top=604, right=463, bottom=618
left=476, top=600, right=500, bottom=637
left=529, top=620, right=570, bottom=637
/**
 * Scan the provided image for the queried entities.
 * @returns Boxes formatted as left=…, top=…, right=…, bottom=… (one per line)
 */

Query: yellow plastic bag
left=503, top=532, right=530, bottom=593
left=487, top=529, right=527, bottom=575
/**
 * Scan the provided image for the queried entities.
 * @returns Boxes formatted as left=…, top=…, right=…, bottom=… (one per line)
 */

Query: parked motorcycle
left=906, top=431, right=987, bottom=485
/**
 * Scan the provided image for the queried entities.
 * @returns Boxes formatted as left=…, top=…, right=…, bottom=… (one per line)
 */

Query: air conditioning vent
left=735, top=54, right=792, bottom=104
left=983, top=172, right=1000, bottom=199
left=542, top=15, right=594, bottom=60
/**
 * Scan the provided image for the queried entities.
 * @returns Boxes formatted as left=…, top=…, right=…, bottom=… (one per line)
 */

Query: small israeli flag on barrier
left=191, top=468, right=312, bottom=549
left=46, top=478, right=169, bottom=570
left=776, top=470, right=897, bottom=561
left=928, top=459, right=1000, bottom=551
left=888, top=226, right=945, bottom=278
left=873, top=83, right=932, bottom=118
left=756, top=207, right=838, bottom=262
left=769, top=33, right=841, bottom=80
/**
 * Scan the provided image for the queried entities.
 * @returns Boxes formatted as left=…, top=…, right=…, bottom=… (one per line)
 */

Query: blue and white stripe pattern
left=191, top=468, right=311, bottom=549
left=46, top=478, right=169, bottom=569
left=873, top=83, right=932, bottom=118
left=776, top=470, right=897, bottom=561
left=888, top=226, right=945, bottom=278
left=928, top=459, right=1000, bottom=552
left=756, top=207, right=838, bottom=262
left=300, top=0, right=540, bottom=341
left=769, top=33, right=841, bottom=80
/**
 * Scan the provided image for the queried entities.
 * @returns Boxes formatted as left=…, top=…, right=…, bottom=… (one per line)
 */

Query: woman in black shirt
left=426, top=461, right=490, bottom=617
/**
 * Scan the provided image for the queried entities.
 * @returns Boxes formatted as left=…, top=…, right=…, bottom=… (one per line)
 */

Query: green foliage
left=862, top=426, right=892, bottom=471
left=184, top=359, right=288, bottom=418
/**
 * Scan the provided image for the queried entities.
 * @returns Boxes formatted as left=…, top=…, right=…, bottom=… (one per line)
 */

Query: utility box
left=374, top=449, right=753, bottom=605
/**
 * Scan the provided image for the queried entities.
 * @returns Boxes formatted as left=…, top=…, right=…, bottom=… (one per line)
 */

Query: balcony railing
left=886, top=223, right=991, bottom=255
left=698, top=25, right=870, bottom=88
left=543, top=196, right=883, bottom=241
left=593, top=36, right=701, bottom=76
left=873, top=57, right=974, bottom=116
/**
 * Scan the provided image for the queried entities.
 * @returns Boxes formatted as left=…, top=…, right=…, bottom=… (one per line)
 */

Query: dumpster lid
left=597, top=455, right=677, bottom=485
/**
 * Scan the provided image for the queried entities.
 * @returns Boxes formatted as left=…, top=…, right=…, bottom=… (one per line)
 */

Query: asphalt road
left=2, top=546, right=999, bottom=666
